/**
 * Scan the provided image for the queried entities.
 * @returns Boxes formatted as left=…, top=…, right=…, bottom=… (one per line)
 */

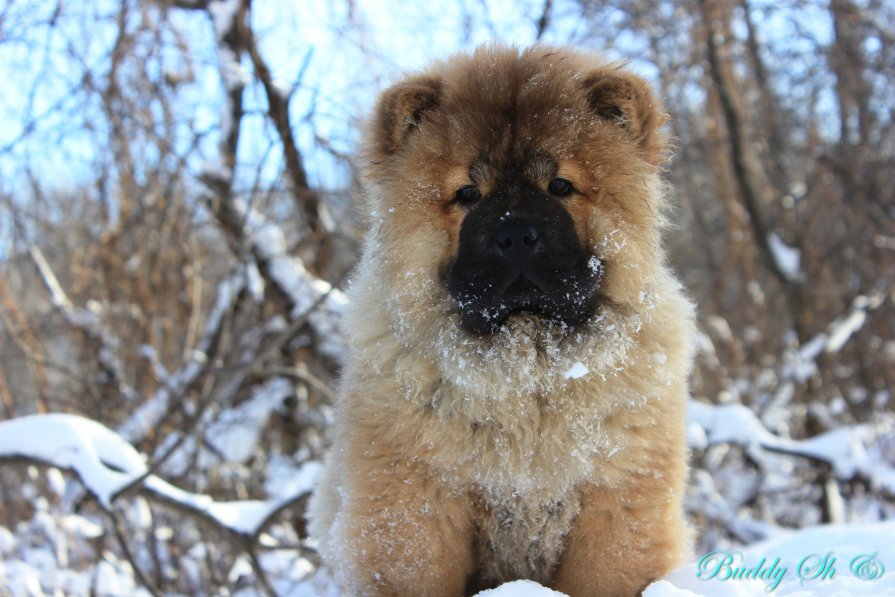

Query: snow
left=767, top=232, right=801, bottom=282
left=687, top=400, right=895, bottom=492
left=562, top=361, right=589, bottom=379
left=776, top=294, right=877, bottom=387
left=825, top=309, right=867, bottom=353
left=645, top=520, right=895, bottom=596
left=0, top=505, right=153, bottom=597
left=208, top=0, right=241, bottom=39
left=237, top=199, right=348, bottom=362
left=118, top=271, right=245, bottom=444
left=687, top=401, right=776, bottom=447
left=783, top=333, right=826, bottom=383
left=0, top=414, right=321, bottom=536
left=0, top=525, right=14, bottom=552
left=265, top=458, right=323, bottom=501
left=475, top=580, right=567, bottom=596
left=151, top=386, right=290, bottom=477
left=0, top=414, right=147, bottom=507
left=206, top=377, right=294, bottom=462
left=1, top=411, right=894, bottom=596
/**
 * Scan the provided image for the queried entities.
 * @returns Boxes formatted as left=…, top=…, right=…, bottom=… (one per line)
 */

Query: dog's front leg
left=333, top=448, right=475, bottom=597
left=550, top=475, right=689, bottom=597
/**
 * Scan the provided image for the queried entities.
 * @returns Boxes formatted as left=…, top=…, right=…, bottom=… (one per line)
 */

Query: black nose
left=495, top=223, right=540, bottom=255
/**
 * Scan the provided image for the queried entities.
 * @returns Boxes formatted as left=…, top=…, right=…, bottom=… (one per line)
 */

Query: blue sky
left=0, top=0, right=839, bottom=212
left=0, top=0, right=600, bottom=201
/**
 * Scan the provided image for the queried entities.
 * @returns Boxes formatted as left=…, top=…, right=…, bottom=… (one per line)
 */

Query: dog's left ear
left=581, top=69, right=668, bottom=165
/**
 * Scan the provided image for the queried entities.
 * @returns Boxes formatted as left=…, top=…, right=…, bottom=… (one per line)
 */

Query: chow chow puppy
left=308, top=45, right=696, bottom=596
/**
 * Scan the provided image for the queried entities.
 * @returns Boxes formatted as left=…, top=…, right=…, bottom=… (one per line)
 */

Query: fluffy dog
left=308, top=45, right=697, bottom=597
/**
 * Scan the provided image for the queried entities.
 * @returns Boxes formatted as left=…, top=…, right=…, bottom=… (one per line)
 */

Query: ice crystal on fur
left=563, top=362, right=589, bottom=379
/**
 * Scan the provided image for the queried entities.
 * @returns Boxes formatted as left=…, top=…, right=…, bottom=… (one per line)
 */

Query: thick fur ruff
left=309, top=45, right=697, bottom=597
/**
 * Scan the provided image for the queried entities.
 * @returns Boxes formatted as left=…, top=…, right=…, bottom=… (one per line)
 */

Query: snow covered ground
left=1, top=405, right=893, bottom=596
left=480, top=520, right=895, bottom=596
left=646, top=521, right=893, bottom=596
left=2, top=514, right=891, bottom=596
left=312, top=521, right=895, bottom=596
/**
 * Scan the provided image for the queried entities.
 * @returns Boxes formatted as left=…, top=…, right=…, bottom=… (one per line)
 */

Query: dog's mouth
left=443, top=180, right=606, bottom=335
left=448, top=260, right=603, bottom=335
left=502, top=274, right=542, bottom=304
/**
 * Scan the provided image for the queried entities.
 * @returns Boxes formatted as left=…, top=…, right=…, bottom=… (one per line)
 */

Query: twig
left=28, top=244, right=137, bottom=402
left=116, top=270, right=244, bottom=447
left=697, top=0, right=806, bottom=334
left=107, top=507, right=162, bottom=597
left=261, top=366, right=335, bottom=404
left=535, top=0, right=553, bottom=40
left=243, top=22, right=323, bottom=245
left=246, top=546, right=277, bottom=597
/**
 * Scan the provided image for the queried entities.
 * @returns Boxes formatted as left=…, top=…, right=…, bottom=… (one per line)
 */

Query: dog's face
left=360, top=47, right=668, bottom=349
left=444, top=159, right=603, bottom=334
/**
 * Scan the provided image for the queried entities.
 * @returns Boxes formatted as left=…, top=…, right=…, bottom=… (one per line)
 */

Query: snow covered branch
left=0, top=414, right=320, bottom=539
left=117, top=271, right=244, bottom=445
left=688, top=401, right=895, bottom=493
left=182, top=0, right=346, bottom=367
left=688, top=397, right=895, bottom=531
left=779, top=292, right=884, bottom=385
left=203, top=182, right=347, bottom=364
left=28, top=245, right=137, bottom=403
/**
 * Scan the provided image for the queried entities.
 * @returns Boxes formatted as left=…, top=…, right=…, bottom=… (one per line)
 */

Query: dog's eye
left=548, top=179, right=572, bottom=196
left=455, top=185, right=482, bottom=207
left=548, top=178, right=573, bottom=197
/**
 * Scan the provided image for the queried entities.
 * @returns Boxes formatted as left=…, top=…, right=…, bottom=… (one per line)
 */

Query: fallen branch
left=0, top=413, right=320, bottom=540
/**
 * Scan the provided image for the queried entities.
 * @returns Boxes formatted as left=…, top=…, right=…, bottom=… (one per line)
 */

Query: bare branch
left=535, top=0, right=553, bottom=40
left=28, top=244, right=137, bottom=402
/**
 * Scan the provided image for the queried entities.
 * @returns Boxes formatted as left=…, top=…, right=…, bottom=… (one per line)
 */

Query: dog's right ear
left=371, top=76, right=442, bottom=156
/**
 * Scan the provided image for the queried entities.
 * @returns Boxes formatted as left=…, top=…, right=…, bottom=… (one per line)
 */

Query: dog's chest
left=422, top=384, right=618, bottom=495
left=418, top=390, right=604, bottom=584
left=474, top=489, right=581, bottom=585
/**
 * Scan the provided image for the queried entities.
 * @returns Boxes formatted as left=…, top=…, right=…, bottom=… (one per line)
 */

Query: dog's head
left=357, top=46, right=671, bottom=387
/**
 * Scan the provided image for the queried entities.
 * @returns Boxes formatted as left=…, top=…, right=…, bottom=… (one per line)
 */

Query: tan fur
left=308, top=45, right=697, bottom=596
